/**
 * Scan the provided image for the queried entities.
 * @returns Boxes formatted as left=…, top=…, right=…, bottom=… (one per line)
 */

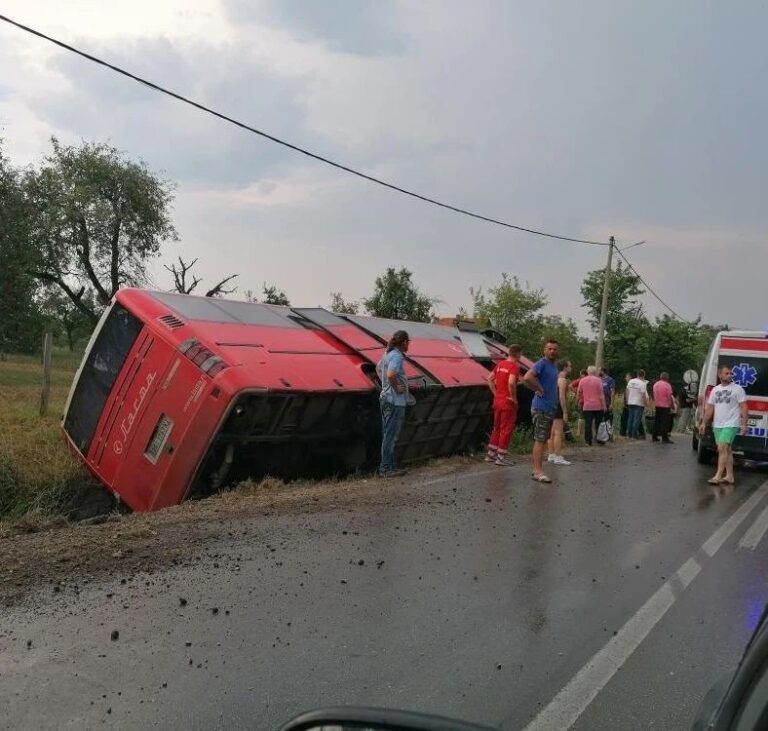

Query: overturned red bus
left=62, top=289, right=532, bottom=512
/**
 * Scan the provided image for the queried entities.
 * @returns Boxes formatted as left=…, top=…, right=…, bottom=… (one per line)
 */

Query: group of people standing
left=376, top=329, right=699, bottom=482
left=569, top=366, right=615, bottom=447
left=520, top=341, right=621, bottom=482
left=484, top=340, right=699, bottom=482
left=619, top=370, right=678, bottom=444
left=485, top=339, right=617, bottom=482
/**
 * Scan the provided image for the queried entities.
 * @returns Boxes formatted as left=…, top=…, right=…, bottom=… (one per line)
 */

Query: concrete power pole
left=594, top=235, right=615, bottom=370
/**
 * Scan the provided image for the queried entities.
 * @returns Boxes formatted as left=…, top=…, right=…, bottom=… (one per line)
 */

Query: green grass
left=0, top=350, right=101, bottom=521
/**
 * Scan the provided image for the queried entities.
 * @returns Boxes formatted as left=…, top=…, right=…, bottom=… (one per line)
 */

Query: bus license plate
left=144, top=414, right=174, bottom=464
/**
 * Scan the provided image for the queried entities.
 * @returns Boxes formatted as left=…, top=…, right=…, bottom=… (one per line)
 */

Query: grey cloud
left=24, top=37, right=316, bottom=185
left=226, top=0, right=406, bottom=56
left=4, top=1, right=767, bottom=332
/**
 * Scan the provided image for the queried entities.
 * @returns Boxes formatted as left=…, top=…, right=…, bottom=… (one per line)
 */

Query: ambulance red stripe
left=721, top=337, right=768, bottom=352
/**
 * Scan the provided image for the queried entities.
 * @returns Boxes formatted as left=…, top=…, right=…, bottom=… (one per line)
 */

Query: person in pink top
left=577, top=366, right=607, bottom=446
left=652, top=372, right=675, bottom=444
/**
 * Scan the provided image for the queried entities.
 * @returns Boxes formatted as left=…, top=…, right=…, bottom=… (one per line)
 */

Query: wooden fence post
left=39, top=332, right=53, bottom=417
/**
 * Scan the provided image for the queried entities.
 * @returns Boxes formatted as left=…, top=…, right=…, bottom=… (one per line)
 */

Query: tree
left=27, top=138, right=178, bottom=323
left=472, top=275, right=549, bottom=356
left=579, top=263, right=722, bottom=379
left=261, top=283, right=290, bottom=306
left=537, top=314, right=595, bottom=371
left=329, top=291, right=359, bottom=315
left=647, top=315, right=723, bottom=384
left=581, top=260, right=645, bottom=331
left=603, top=315, right=652, bottom=379
left=581, top=262, right=650, bottom=374
left=0, top=142, right=45, bottom=354
left=38, top=287, right=97, bottom=351
left=164, top=256, right=239, bottom=297
left=364, top=267, right=435, bottom=322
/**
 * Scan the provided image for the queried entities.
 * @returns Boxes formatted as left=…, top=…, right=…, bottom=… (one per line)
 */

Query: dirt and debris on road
left=0, top=456, right=480, bottom=606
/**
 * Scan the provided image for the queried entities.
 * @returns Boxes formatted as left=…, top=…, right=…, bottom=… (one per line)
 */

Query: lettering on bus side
left=183, top=376, right=207, bottom=413
left=113, top=371, right=156, bottom=456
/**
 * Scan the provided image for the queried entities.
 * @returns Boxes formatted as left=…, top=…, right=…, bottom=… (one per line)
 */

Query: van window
left=719, top=355, right=768, bottom=397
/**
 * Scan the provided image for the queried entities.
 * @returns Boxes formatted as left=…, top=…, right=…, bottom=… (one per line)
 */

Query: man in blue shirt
left=600, top=367, right=616, bottom=421
left=523, top=339, right=560, bottom=483
left=378, top=330, right=410, bottom=477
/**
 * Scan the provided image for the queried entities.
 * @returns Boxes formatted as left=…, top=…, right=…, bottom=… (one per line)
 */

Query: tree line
left=0, top=137, right=723, bottom=383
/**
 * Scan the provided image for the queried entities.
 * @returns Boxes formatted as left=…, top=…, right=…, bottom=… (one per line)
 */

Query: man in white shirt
left=625, top=369, right=649, bottom=439
left=699, top=365, right=748, bottom=485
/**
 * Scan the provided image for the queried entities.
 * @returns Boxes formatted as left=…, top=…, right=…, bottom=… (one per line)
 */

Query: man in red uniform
left=485, top=344, right=522, bottom=466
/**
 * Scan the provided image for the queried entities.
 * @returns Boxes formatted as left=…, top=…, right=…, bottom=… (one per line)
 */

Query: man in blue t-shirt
left=523, top=339, right=560, bottom=483
left=600, top=367, right=616, bottom=419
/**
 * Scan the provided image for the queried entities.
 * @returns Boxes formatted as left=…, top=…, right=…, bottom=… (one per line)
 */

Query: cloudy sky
left=1, top=1, right=766, bottom=332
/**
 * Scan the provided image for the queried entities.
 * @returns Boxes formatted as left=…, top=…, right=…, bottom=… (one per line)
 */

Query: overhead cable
left=614, top=247, right=692, bottom=323
left=0, top=13, right=613, bottom=247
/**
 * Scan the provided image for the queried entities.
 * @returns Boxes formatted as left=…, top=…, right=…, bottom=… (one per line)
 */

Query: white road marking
left=676, top=557, right=702, bottom=589
left=739, top=502, right=768, bottom=551
left=524, top=480, right=768, bottom=731
left=702, top=483, right=768, bottom=556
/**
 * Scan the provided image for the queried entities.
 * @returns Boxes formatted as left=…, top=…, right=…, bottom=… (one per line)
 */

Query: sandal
left=707, top=478, right=723, bottom=485
left=722, top=479, right=735, bottom=485
left=532, top=473, right=552, bottom=483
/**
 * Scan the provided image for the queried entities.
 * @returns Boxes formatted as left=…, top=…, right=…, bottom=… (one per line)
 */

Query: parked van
left=693, top=330, right=768, bottom=463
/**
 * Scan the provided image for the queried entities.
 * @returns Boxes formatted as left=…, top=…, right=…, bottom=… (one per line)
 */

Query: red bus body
left=62, top=289, right=529, bottom=512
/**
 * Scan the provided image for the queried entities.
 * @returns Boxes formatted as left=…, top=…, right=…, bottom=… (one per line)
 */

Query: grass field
left=0, top=350, right=102, bottom=521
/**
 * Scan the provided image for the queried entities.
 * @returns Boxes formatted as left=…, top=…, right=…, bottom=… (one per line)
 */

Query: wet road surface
left=2, top=440, right=768, bottom=730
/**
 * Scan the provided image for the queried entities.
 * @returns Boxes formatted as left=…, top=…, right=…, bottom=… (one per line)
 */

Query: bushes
left=0, top=453, right=105, bottom=522
left=0, top=352, right=106, bottom=522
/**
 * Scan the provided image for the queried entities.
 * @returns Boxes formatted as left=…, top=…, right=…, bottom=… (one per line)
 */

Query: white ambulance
left=693, top=330, right=768, bottom=463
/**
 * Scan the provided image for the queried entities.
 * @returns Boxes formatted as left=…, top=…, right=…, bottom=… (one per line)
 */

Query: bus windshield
left=63, top=303, right=143, bottom=454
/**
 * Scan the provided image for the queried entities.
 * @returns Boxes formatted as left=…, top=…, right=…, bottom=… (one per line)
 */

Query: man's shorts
left=531, top=409, right=555, bottom=443
left=713, top=426, right=739, bottom=445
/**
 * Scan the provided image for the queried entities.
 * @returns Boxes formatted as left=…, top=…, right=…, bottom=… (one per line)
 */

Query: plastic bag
left=596, top=420, right=610, bottom=444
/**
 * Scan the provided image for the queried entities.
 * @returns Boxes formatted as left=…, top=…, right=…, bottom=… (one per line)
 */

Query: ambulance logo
left=732, top=362, right=758, bottom=388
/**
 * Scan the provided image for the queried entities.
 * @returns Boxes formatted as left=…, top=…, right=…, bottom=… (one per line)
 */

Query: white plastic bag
left=596, top=420, right=610, bottom=444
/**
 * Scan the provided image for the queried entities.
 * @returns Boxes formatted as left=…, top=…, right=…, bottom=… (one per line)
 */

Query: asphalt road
left=3, top=439, right=768, bottom=730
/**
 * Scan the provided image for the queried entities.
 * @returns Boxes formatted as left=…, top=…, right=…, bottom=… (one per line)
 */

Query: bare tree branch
left=109, top=214, right=122, bottom=295
left=32, top=271, right=97, bottom=322
left=163, top=257, right=238, bottom=297
left=75, top=216, right=110, bottom=304
left=164, top=256, right=202, bottom=294
left=205, top=273, right=239, bottom=298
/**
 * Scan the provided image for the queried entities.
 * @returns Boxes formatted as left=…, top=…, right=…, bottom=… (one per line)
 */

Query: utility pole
left=594, top=236, right=615, bottom=370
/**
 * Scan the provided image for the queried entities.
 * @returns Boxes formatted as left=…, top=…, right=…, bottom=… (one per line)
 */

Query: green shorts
left=713, top=427, right=739, bottom=445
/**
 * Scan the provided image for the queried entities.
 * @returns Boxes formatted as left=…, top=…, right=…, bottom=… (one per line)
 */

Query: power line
left=0, top=13, right=613, bottom=247
left=614, top=246, right=692, bottom=323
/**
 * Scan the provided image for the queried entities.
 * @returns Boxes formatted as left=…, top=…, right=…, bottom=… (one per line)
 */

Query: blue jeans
left=380, top=402, right=406, bottom=473
left=627, top=405, right=645, bottom=438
